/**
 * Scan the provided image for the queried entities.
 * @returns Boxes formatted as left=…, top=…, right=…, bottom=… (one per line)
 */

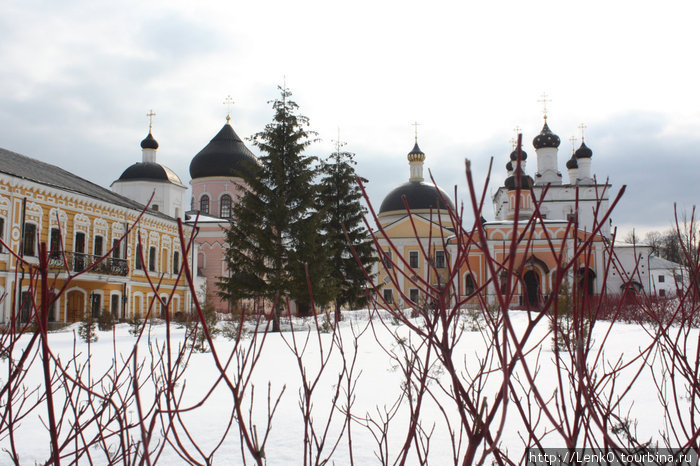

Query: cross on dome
left=411, top=121, right=420, bottom=144
left=578, top=123, right=587, bottom=141
left=223, top=95, right=235, bottom=123
left=147, top=109, right=156, bottom=132
left=538, top=92, right=551, bottom=120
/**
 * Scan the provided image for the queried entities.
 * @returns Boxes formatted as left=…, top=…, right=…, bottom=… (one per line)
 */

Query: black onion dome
left=574, top=141, right=592, bottom=159
left=509, top=148, right=528, bottom=161
left=140, top=132, right=159, bottom=150
left=506, top=161, right=513, bottom=172
left=566, top=154, right=578, bottom=169
left=407, top=142, right=426, bottom=162
left=379, top=181, right=455, bottom=214
left=532, top=121, right=561, bottom=149
left=118, top=162, right=182, bottom=184
left=189, top=123, right=258, bottom=179
left=504, top=171, right=534, bottom=190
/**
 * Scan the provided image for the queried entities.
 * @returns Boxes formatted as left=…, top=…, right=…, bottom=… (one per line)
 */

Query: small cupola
left=532, top=121, right=561, bottom=149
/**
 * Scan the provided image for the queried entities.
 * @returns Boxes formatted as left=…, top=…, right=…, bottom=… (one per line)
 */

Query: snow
left=0, top=309, right=695, bottom=464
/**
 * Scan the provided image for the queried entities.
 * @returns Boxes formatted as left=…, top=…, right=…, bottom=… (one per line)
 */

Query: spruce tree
left=220, top=86, right=331, bottom=331
left=318, top=142, right=377, bottom=322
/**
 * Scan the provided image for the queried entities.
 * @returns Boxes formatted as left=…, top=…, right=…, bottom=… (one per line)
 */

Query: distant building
left=649, top=254, right=686, bottom=297
left=0, top=145, right=196, bottom=324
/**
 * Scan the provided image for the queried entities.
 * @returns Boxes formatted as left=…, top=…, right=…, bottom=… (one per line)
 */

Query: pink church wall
left=191, top=177, right=246, bottom=216
left=195, top=223, right=230, bottom=313
left=190, top=176, right=247, bottom=314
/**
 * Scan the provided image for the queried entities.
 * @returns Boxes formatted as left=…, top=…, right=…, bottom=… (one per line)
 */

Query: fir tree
left=318, top=141, right=377, bottom=322
left=220, top=86, right=332, bottom=331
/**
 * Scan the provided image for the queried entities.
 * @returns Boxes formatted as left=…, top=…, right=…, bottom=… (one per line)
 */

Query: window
left=383, top=250, right=392, bottom=269
left=0, top=217, right=4, bottom=252
left=409, top=288, right=419, bottom=304
left=112, top=239, right=120, bottom=259
left=91, top=293, right=101, bottom=318
left=152, top=204, right=159, bottom=211
left=435, top=250, right=446, bottom=268
left=658, top=275, right=665, bottom=283
left=383, top=289, right=393, bottom=304
left=465, top=274, right=476, bottom=296
left=149, top=247, right=157, bottom=272
left=200, top=195, right=210, bottom=215
left=409, top=251, right=419, bottom=269
left=23, top=223, right=36, bottom=257
left=94, top=235, right=104, bottom=257
left=135, top=244, right=143, bottom=270
left=173, top=251, right=180, bottom=274
left=500, top=271, right=508, bottom=295
left=50, top=228, right=61, bottom=258
left=659, top=289, right=666, bottom=297
left=111, top=294, right=120, bottom=320
left=74, top=232, right=86, bottom=272
left=220, top=194, right=232, bottom=218
left=20, top=291, right=32, bottom=322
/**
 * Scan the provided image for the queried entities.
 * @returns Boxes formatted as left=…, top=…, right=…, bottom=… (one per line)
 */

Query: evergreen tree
left=318, top=142, right=377, bottom=322
left=220, top=86, right=332, bottom=331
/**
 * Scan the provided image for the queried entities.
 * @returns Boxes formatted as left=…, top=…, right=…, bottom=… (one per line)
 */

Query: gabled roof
left=649, top=255, right=683, bottom=270
left=0, top=146, right=175, bottom=221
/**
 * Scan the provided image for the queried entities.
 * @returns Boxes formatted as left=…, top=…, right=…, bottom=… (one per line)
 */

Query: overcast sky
left=1, top=0, right=698, bottom=239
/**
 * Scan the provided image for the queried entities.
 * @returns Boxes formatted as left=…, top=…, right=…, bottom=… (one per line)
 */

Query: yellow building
left=0, top=146, right=196, bottom=324
left=374, top=141, right=455, bottom=308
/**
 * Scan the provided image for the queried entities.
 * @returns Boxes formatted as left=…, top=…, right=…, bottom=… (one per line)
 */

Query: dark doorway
left=523, top=270, right=540, bottom=308
left=578, top=268, right=596, bottom=296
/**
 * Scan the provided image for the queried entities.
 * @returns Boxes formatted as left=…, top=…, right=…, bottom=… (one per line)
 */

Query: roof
left=379, top=181, right=455, bottom=214
left=189, top=122, right=258, bottom=179
left=0, top=146, right=176, bottom=221
left=116, top=162, right=183, bottom=184
left=532, top=121, right=561, bottom=149
left=649, top=255, right=683, bottom=270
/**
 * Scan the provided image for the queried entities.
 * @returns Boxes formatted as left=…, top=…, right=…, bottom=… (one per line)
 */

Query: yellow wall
left=0, top=176, right=193, bottom=323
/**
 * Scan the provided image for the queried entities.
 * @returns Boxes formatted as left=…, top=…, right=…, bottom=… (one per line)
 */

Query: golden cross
left=578, top=123, right=587, bottom=141
left=509, top=126, right=522, bottom=149
left=411, top=121, right=421, bottom=143
left=223, top=95, right=234, bottom=121
left=146, top=109, right=156, bottom=132
left=538, top=92, right=551, bottom=120
left=569, top=135, right=577, bottom=154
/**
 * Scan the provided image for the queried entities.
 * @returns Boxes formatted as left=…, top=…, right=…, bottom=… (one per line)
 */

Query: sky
left=1, top=0, right=699, bottom=239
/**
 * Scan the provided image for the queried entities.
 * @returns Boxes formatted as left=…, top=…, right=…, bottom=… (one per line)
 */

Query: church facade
left=185, top=115, right=259, bottom=313
left=374, top=117, right=651, bottom=310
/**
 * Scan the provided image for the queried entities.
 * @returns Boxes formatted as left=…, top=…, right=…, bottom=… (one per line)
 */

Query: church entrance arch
left=523, top=270, right=540, bottom=308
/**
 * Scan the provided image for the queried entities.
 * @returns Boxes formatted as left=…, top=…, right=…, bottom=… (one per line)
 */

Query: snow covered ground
left=0, top=309, right=694, bottom=464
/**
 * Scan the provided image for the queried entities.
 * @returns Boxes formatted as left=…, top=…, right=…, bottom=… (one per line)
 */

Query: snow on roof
left=649, top=255, right=683, bottom=270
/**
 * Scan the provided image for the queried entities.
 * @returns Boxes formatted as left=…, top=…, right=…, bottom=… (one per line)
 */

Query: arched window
left=220, top=194, right=232, bottom=218
left=465, top=274, right=476, bottom=296
left=200, top=195, right=210, bottom=215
